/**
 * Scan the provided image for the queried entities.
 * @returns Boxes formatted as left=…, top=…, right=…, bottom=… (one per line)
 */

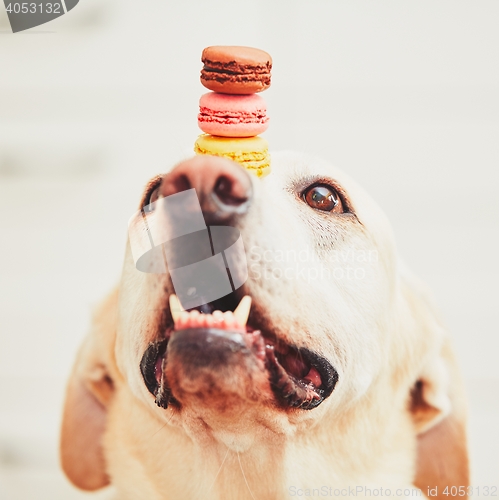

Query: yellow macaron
left=194, top=134, right=271, bottom=178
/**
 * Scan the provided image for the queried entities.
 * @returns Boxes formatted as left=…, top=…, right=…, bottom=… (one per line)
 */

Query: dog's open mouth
left=140, top=291, right=338, bottom=411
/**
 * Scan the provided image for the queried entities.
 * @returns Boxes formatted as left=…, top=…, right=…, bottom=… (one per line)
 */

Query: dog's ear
left=412, top=336, right=469, bottom=496
left=402, top=273, right=469, bottom=494
left=60, top=290, right=118, bottom=491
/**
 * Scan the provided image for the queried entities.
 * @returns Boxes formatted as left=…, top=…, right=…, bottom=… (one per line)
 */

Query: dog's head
left=60, top=153, right=468, bottom=494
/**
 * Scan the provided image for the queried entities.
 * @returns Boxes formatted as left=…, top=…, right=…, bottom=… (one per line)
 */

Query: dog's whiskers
left=151, top=411, right=175, bottom=437
left=207, top=446, right=230, bottom=494
left=237, top=451, right=257, bottom=500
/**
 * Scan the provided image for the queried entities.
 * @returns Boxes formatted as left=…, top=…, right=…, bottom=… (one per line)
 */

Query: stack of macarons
left=194, top=46, right=272, bottom=178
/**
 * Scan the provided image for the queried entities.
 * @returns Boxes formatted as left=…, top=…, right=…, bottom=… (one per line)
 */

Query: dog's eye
left=303, top=184, right=343, bottom=213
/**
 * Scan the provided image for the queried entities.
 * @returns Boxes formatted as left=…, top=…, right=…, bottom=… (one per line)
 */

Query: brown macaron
left=201, top=46, right=272, bottom=94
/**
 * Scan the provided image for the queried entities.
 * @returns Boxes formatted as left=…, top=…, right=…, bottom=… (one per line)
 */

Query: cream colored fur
left=60, top=152, right=469, bottom=499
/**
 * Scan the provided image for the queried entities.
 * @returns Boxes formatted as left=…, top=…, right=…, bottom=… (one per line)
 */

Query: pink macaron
left=198, top=92, right=269, bottom=137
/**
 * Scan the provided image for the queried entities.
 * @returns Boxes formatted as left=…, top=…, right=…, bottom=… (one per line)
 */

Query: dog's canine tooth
left=169, top=294, right=184, bottom=323
left=234, top=296, right=252, bottom=327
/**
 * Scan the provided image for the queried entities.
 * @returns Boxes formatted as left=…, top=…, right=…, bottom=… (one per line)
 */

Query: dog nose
left=160, top=156, right=253, bottom=222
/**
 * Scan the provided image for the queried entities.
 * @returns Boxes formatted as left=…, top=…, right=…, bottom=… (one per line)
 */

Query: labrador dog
left=60, top=153, right=469, bottom=499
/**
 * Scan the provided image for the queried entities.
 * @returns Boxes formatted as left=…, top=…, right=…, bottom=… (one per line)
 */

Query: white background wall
left=0, top=1, right=497, bottom=498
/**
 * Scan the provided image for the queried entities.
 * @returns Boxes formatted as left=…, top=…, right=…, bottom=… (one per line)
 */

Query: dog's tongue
left=278, top=351, right=323, bottom=388
left=174, top=309, right=323, bottom=387
left=304, top=367, right=322, bottom=387
left=174, top=309, right=244, bottom=332
left=169, top=295, right=324, bottom=397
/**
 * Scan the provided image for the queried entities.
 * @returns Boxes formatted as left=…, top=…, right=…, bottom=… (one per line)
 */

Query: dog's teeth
left=223, top=311, right=236, bottom=329
left=212, top=310, right=224, bottom=327
left=177, top=311, right=189, bottom=329
left=234, top=296, right=251, bottom=327
left=169, top=294, right=184, bottom=323
left=205, top=314, right=215, bottom=328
